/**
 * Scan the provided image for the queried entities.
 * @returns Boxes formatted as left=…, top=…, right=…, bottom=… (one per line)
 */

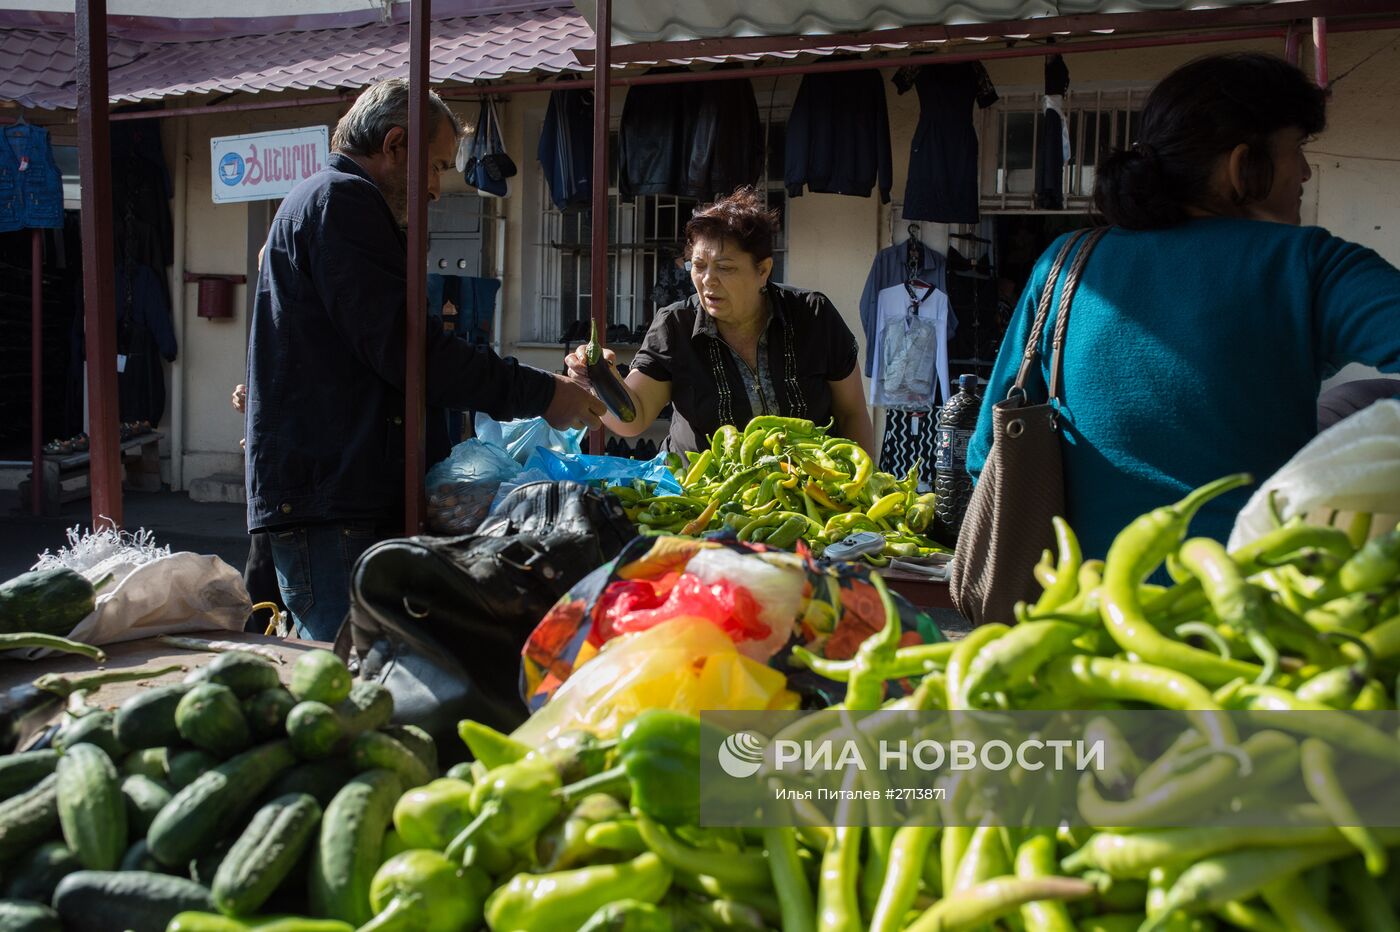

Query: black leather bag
left=342, top=481, right=634, bottom=763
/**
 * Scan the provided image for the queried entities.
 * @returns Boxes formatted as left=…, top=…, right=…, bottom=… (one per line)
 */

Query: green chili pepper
left=457, top=719, right=530, bottom=770
left=484, top=852, right=673, bottom=932
left=764, top=827, right=816, bottom=932
left=842, top=573, right=904, bottom=711
left=906, top=875, right=1095, bottom=932
left=1032, top=517, right=1083, bottom=614
left=1178, top=537, right=1279, bottom=685
left=950, top=824, right=1011, bottom=895
left=446, top=758, right=562, bottom=859
left=765, top=514, right=809, bottom=550
left=1100, top=474, right=1264, bottom=687
left=711, top=425, right=741, bottom=463
left=583, top=818, right=646, bottom=855
left=1314, top=527, right=1400, bottom=602
left=576, top=899, right=671, bottom=932
left=635, top=813, right=770, bottom=889
left=392, top=777, right=476, bottom=850
left=1221, top=683, right=1400, bottom=765
left=739, top=429, right=770, bottom=468
left=746, top=415, right=816, bottom=437
left=1212, top=900, right=1288, bottom=932
left=1014, top=830, right=1076, bottom=932
left=1083, top=715, right=1143, bottom=796
left=867, top=491, right=906, bottom=523
left=683, top=449, right=716, bottom=487
left=559, top=709, right=701, bottom=826
left=826, top=443, right=873, bottom=496
left=1061, top=823, right=1346, bottom=879
left=867, top=825, right=937, bottom=932
left=947, top=623, right=1009, bottom=710
left=1037, top=654, right=1238, bottom=750
left=816, top=825, right=862, bottom=932
left=1296, top=632, right=1378, bottom=708
left=1300, top=738, right=1388, bottom=876
left=1339, top=859, right=1400, bottom=932
left=536, top=793, right=628, bottom=872
left=959, top=620, right=1083, bottom=706
left=1259, top=873, right=1344, bottom=932
left=791, top=641, right=956, bottom=683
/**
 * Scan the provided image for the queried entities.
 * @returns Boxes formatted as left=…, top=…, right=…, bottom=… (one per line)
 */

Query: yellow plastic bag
left=512, top=616, right=799, bottom=746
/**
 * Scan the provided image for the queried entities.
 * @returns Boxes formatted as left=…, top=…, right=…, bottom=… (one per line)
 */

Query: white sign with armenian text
left=210, top=125, right=329, bottom=204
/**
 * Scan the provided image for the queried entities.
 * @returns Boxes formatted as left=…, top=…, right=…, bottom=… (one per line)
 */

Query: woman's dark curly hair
left=685, top=186, right=781, bottom=262
left=1094, top=53, right=1326, bottom=229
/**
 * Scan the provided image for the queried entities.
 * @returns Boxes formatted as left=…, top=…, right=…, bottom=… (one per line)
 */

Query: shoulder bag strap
left=1010, top=228, right=1091, bottom=398
left=1047, top=225, right=1111, bottom=402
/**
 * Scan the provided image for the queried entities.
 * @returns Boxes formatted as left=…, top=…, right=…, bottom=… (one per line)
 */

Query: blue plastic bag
left=475, top=414, right=585, bottom=466
left=521, top=447, right=684, bottom=495
left=425, top=438, right=522, bottom=534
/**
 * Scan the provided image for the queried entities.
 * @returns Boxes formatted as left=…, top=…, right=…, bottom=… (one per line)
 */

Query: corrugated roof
left=0, top=5, right=591, bottom=110
left=572, top=0, right=1300, bottom=43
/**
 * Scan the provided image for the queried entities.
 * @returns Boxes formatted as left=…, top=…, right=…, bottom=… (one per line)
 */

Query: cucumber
left=0, top=773, right=60, bottom=860
left=2, top=842, right=80, bottom=903
left=177, top=683, right=252, bottom=756
left=147, top=741, right=297, bottom=868
left=204, top=652, right=283, bottom=699
left=122, top=748, right=169, bottom=781
left=167, top=749, right=220, bottom=789
left=0, top=750, right=59, bottom=801
left=307, top=769, right=402, bottom=926
left=0, top=567, right=95, bottom=636
left=55, top=743, right=126, bottom=870
left=243, top=688, right=297, bottom=740
left=115, top=682, right=193, bottom=749
left=53, top=709, right=128, bottom=760
left=213, top=793, right=322, bottom=917
left=122, top=773, right=173, bottom=836
left=381, top=725, right=437, bottom=778
left=289, top=651, right=351, bottom=705
left=286, top=683, right=392, bottom=761
left=53, top=870, right=215, bottom=932
left=0, top=899, right=62, bottom=932
left=119, top=838, right=165, bottom=872
left=266, top=760, right=349, bottom=809
left=349, top=732, right=431, bottom=788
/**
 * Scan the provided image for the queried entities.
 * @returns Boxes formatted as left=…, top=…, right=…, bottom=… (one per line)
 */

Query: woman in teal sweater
left=967, top=53, right=1400, bottom=561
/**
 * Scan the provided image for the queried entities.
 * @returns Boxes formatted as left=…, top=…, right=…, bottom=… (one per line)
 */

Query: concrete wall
left=35, top=30, right=1394, bottom=494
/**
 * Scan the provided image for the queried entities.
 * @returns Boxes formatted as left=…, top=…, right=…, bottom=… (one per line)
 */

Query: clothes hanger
left=905, top=224, right=925, bottom=280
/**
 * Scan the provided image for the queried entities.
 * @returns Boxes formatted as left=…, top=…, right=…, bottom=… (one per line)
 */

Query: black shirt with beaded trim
left=630, top=283, right=859, bottom=453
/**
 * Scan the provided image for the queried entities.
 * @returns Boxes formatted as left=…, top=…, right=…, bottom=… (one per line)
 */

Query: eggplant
left=585, top=321, right=637, bottom=423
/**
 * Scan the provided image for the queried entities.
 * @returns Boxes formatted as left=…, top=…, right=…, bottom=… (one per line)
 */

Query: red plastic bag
left=594, top=572, right=771, bottom=648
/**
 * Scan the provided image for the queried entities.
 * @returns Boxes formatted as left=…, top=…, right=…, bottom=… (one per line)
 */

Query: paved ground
left=0, top=488, right=250, bottom=581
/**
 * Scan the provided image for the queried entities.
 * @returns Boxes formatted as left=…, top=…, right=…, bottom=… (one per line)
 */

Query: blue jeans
left=267, top=523, right=382, bottom=641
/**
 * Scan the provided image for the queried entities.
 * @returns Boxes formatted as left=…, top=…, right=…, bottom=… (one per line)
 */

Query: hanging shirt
left=896, top=62, right=998, bottom=224
left=870, top=282, right=950, bottom=409
left=858, top=240, right=951, bottom=377
left=785, top=66, right=893, bottom=202
left=1035, top=55, right=1072, bottom=210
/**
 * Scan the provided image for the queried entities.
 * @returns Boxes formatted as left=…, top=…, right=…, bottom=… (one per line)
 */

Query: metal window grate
left=979, top=88, right=1145, bottom=212
left=532, top=125, right=788, bottom=343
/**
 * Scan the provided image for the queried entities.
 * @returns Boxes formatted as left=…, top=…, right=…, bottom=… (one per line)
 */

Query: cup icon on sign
left=221, top=162, right=239, bottom=180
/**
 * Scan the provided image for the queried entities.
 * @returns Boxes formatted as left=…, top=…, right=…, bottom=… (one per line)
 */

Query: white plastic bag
left=1229, top=399, right=1400, bottom=549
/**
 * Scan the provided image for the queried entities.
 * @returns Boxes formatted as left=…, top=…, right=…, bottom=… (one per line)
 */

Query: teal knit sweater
left=967, top=218, right=1400, bottom=561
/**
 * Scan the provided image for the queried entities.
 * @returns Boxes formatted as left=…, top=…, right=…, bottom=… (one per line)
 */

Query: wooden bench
left=24, top=431, right=165, bottom=516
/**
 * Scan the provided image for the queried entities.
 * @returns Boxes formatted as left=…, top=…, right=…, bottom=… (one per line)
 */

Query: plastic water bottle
left=933, top=374, right=983, bottom=546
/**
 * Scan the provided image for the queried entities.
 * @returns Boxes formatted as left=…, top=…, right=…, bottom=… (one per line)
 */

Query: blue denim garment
left=0, top=122, right=64, bottom=232
left=267, top=521, right=383, bottom=641
left=245, top=153, right=556, bottom=533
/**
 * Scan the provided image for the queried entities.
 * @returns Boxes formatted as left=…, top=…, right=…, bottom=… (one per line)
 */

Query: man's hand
left=231, top=383, right=248, bottom=414
left=544, top=374, right=606, bottom=431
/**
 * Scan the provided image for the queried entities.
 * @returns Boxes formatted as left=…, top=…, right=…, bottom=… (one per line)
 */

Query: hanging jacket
left=0, top=122, right=64, bottom=232
left=859, top=240, right=951, bottom=377
left=619, top=69, right=763, bottom=200
left=785, top=67, right=893, bottom=202
left=538, top=87, right=593, bottom=210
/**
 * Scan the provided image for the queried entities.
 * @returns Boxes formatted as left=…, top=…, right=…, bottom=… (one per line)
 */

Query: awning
left=0, top=5, right=591, bottom=110
left=572, top=0, right=1310, bottom=44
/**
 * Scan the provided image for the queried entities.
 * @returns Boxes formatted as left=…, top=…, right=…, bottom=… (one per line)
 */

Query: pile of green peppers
left=613, top=416, right=947, bottom=563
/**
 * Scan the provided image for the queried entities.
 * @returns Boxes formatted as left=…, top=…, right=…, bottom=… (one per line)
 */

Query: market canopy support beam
left=30, top=229, right=42, bottom=517
left=76, top=0, right=123, bottom=531
left=587, top=0, right=612, bottom=456
left=404, top=0, right=430, bottom=535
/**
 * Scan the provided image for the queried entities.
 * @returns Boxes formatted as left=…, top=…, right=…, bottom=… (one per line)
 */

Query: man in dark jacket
left=245, top=79, right=604, bottom=641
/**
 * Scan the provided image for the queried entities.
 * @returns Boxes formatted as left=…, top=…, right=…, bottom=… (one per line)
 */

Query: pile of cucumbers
left=0, top=648, right=434, bottom=932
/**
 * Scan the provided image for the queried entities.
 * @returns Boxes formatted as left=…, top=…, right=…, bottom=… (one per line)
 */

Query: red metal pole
left=1313, top=17, right=1330, bottom=87
left=76, top=0, right=123, bottom=530
left=30, top=229, right=42, bottom=517
left=587, top=0, right=611, bottom=456
left=404, top=0, right=429, bottom=535
left=1285, top=24, right=1302, bottom=64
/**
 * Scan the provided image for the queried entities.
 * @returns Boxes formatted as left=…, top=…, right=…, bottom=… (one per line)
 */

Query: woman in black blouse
left=565, top=187, right=876, bottom=455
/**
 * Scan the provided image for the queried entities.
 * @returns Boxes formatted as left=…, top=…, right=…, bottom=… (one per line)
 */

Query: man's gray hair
left=331, top=78, right=462, bottom=155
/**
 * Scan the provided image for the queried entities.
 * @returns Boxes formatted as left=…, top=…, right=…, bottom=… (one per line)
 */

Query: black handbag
left=342, top=481, right=634, bottom=763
